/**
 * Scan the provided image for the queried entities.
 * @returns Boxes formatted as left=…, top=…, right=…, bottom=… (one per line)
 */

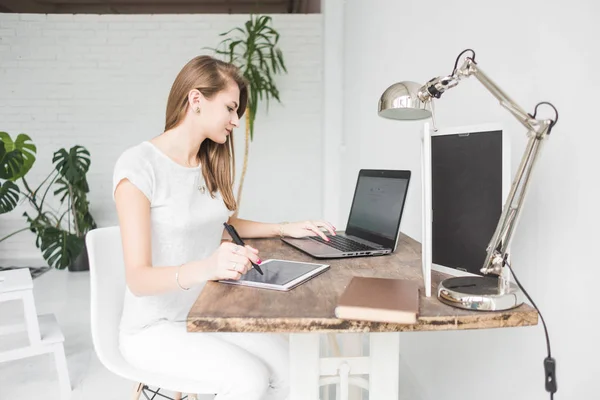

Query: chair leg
left=173, top=393, right=182, bottom=400
left=53, top=344, right=71, bottom=400
left=187, top=394, right=198, bottom=400
left=132, top=382, right=144, bottom=400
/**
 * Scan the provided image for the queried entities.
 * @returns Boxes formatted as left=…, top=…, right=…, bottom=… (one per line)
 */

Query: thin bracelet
left=175, top=264, right=190, bottom=291
left=278, top=222, right=289, bottom=238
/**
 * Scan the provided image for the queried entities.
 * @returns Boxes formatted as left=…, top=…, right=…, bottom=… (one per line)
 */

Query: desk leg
left=289, top=333, right=320, bottom=400
left=369, top=332, right=400, bottom=400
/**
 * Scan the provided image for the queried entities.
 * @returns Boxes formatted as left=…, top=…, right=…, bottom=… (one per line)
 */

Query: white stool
left=0, top=268, right=71, bottom=400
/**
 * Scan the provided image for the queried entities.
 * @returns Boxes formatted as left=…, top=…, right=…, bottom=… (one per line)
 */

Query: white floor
left=0, top=268, right=217, bottom=400
left=1, top=267, right=357, bottom=400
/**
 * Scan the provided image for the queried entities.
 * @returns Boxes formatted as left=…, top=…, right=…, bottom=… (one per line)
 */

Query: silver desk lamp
left=378, top=49, right=558, bottom=311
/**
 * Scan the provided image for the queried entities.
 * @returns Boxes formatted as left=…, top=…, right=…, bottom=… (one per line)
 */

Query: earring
left=195, top=107, right=201, bottom=114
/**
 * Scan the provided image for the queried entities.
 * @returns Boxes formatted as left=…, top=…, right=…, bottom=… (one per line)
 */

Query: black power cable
left=505, top=256, right=558, bottom=399
left=504, top=100, right=558, bottom=399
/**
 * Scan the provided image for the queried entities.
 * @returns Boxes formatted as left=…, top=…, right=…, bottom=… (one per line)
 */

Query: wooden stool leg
left=187, top=394, right=198, bottom=400
left=131, top=382, right=144, bottom=400
left=173, top=393, right=182, bottom=400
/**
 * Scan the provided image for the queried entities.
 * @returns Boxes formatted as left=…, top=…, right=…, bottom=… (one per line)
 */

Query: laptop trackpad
left=284, top=237, right=339, bottom=254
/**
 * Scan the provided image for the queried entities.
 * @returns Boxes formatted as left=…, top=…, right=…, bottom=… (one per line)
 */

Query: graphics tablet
left=219, top=259, right=330, bottom=291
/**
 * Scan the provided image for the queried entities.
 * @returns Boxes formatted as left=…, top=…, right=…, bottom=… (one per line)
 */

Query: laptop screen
left=346, top=170, right=411, bottom=249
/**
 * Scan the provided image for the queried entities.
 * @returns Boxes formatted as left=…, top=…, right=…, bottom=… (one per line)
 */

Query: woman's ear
left=187, top=89, right=204, bottom=113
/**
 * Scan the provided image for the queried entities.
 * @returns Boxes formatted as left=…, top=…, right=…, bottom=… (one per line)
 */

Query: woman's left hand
left=282, top=220, right=336, bottom=241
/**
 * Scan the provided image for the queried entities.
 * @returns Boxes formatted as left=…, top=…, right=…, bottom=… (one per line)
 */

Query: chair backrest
left=86, top=226, right=125, bottom=370
left=86, top=226, right=221, bottom=394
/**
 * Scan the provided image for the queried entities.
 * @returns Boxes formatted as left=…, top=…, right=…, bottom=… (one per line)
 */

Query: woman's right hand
left=206, top=242, right=261, bottom=281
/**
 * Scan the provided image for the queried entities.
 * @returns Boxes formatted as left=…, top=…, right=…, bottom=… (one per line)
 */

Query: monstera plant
left=1, top=138, right=97, bottom=271
left=207, top=14, right=287, bottom=215
left=22, top=145, right=97, bottom=270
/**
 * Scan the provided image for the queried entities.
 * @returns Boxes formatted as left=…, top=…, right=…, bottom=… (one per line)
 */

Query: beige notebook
left=335, top=277, right=419, bottom=324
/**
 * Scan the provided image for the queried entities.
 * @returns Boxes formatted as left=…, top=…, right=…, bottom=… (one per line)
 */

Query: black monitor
left=431, top=128, right=505, bottom=275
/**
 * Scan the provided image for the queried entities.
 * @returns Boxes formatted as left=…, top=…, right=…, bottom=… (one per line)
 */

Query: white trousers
left=120, top=322, right=290, bottom=400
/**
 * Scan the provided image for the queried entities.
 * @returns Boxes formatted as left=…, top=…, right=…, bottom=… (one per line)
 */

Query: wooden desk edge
left=187, top=305, right=539, bottom=333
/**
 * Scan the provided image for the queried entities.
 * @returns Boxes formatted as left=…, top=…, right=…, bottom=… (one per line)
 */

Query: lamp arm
left=418, top=57, right=555, bottom=286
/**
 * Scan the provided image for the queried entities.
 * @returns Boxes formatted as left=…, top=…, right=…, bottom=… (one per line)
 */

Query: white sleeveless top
left=112, top=141, right=232, bottom=334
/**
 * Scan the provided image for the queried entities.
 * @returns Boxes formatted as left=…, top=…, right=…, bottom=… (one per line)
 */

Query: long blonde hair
left=164, top=55, right=247, bottom=211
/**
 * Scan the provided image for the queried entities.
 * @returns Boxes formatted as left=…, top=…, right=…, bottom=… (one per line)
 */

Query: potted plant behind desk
left=206, top=14, right=287, bottom=215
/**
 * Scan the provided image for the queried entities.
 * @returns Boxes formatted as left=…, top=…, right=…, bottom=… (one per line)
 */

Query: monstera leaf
left=0, top=180, right=20, bottom=213
left=0, top=142, right=24, bottom=181
left=38, top=226, right=85, bottom=269
left=0, top=132, right=36, bottom=180
left=52, top=146, right=90, bottom=186
left=72, top=192, right=96, bottom=232
left=0, top=133, right=37, bottom=214
left=53, top=176, right=89, bottom=204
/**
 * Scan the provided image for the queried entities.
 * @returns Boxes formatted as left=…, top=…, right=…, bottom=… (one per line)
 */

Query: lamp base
left=437, top=276, right=524, bottom=311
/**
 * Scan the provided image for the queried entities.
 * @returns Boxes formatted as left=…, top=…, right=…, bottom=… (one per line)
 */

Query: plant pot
left=68, top=240, right=89, bottom=272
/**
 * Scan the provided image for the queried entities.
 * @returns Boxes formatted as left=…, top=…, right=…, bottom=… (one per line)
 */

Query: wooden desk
left=187, top=234, right=538, bottom=399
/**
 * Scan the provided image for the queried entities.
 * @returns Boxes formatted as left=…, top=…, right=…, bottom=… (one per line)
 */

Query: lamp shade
left=378, top=81, right=431, bottom=120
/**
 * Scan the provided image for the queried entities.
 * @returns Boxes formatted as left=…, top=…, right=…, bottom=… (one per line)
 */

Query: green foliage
left=0, top=132, right=36, bottom=214
left=23, top=145, right=97, bottom=269
left=0, top=133, right=97, bottom=269
left=206, top=15, right=287, bottom=140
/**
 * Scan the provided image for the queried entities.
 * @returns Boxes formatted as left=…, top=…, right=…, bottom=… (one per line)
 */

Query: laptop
left=282, top=169, right=411, bottom=259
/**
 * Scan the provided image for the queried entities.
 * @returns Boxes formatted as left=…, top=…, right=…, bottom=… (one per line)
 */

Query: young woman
left=113, top=56, right=335, bottom=400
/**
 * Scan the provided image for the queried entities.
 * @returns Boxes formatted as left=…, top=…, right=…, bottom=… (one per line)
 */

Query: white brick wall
left=0, top=13, right=323, bottom=264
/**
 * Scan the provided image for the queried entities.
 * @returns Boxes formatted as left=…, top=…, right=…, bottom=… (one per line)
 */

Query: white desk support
left=0, top=268, right=71, bottom=400
left=421, top=121, right=433, bottom=297
left=290, top=332, right=399, bottom=400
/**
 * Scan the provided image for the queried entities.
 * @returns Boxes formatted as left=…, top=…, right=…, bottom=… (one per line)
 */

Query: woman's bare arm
left=115, top=179, right=213, bottom=296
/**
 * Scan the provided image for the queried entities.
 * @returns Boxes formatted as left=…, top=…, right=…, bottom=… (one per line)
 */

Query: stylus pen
left=223, top=222, right=264, bottom=275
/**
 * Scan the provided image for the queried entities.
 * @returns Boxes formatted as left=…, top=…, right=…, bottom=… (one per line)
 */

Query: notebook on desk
left=334, top=277, right=419, bottom=324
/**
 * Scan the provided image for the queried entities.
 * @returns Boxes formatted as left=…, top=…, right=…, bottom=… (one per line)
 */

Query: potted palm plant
left=207, top=14, right=287, bottom=215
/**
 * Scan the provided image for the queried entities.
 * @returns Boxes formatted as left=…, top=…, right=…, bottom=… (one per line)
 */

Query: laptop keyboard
left=310, top=235, right=376, bottom=252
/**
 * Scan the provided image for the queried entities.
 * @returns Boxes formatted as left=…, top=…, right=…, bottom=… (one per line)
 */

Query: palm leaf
left=228, top=40, right=243, bottom=56
left=256, top=32, right=275, bottom=47
left=249, top=86, right=259, bottom=140
left=256, top=15, right=270, bottom=31
left=276, top=48, right=287, bottom=72
left=269, top=48, right=278, bottom=73
left=209, top=14, right=288, bottom=211
left=219, top=27, right=245, bottom=37
left=245, top=19, right=254, bottom=35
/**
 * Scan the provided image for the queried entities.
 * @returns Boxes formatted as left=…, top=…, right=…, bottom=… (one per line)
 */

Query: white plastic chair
left=87, top=226, right=216, bottom=399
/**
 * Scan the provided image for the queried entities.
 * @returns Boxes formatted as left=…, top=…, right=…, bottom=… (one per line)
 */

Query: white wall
left=342, top=0, right=599, bottom=399
left=2, top=2, right=598, bottom=398
left=0, top=13, right=323, bottom=263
